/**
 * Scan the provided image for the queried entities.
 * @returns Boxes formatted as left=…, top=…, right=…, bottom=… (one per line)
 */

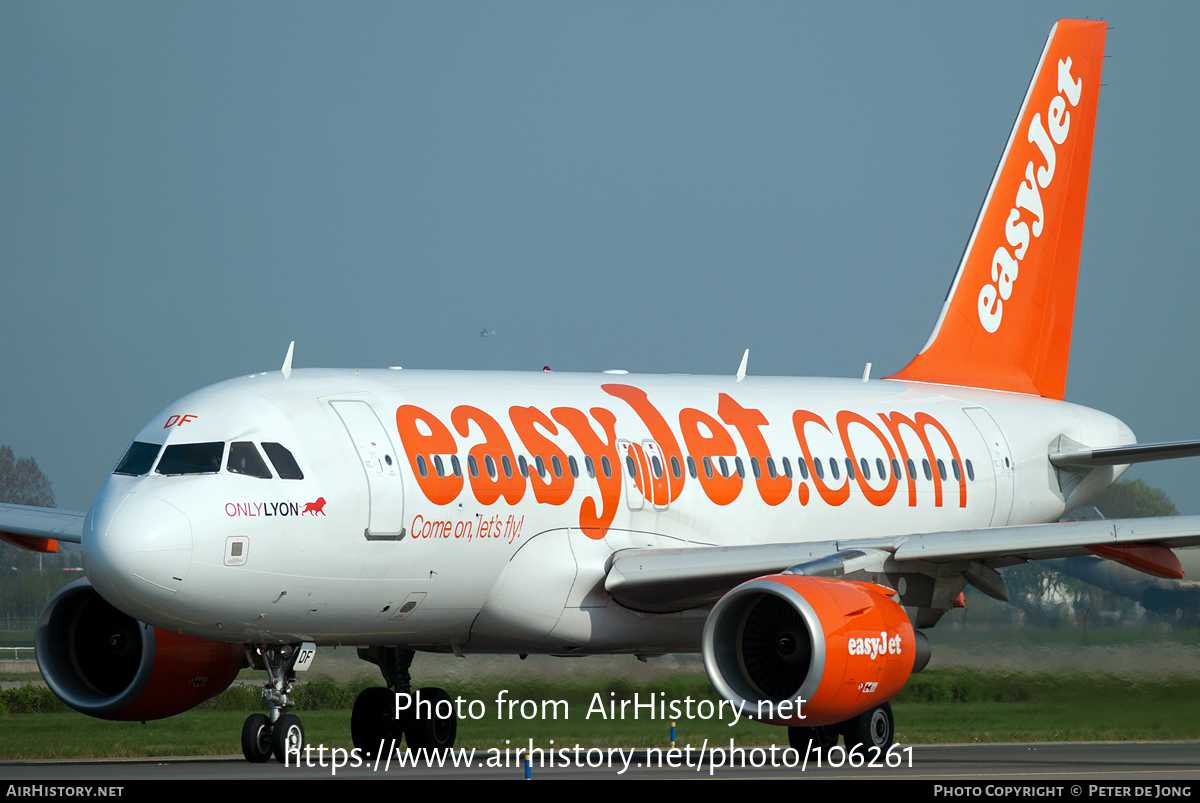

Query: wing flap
left=890, top=515, right=1200, bottom=562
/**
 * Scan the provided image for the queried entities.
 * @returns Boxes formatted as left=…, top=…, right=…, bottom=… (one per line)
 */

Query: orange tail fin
left=889, top=20, right=1107, bottom=399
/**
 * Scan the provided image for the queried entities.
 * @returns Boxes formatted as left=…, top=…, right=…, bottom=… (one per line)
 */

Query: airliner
left=4, top=18, right=1199, bottom=763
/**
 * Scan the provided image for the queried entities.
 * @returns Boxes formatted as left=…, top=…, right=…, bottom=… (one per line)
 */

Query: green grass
left=4, top=668, right=1200, bottom=758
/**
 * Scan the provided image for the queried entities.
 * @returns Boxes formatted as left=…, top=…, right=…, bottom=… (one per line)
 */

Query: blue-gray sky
left=3, top=2, right=1199, bottom=514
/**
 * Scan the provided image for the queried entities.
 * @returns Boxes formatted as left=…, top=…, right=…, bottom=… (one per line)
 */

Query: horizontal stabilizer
left=1049, top=440, right=1200, bottom=469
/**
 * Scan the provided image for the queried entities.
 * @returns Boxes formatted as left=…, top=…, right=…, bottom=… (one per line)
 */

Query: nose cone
left=83, top=492, right=192, bottom=616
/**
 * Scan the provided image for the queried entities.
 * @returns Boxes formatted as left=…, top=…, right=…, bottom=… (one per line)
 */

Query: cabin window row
left=410, top=450, right=975, bottom=484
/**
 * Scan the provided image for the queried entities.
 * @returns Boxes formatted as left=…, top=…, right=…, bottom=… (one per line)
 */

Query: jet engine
left=35, top=578, right=244, bottom=721
left=702, top=574, right=916, bottom=727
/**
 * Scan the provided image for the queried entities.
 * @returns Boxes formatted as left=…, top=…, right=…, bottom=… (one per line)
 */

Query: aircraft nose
left=82, top=492, right=192, bottom=615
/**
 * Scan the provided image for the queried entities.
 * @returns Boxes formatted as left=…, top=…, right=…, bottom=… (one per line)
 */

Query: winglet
left=889, top=20, right=1107, bottom=399
left=736, top=349, right=748, bottom=382
left=281, top=341, right=295, bottom=379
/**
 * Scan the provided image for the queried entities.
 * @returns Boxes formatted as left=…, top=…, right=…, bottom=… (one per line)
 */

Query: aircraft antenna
left=282, top=341, right=295, bottom=379
left=736, top=349, right=749, bottom=382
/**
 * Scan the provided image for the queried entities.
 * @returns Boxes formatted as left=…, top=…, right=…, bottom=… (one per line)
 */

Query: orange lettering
left=679, top=408, right=742, bottom=505
left=792, top=411, right=850, bottom=506
left=601, top=385, right=686, bottom=503
left=395, top=406, right=463, bottom=505
left=509, top=406, right=574, bottom=506
left=551, top=407, right=622, bottom=540
left=718, top=394, right=791, bottom=506
left=451, top=406, right=526, bottom=505
left=836, top=411, right=898, bottom=507
left=878, top=412, right=966, bottom=508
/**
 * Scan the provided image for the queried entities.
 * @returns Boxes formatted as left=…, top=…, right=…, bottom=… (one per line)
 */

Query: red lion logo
left=302, top=497, right=327, bottom=516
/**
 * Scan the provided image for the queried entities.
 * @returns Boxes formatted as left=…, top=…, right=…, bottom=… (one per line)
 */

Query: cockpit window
left=227, top=442, right=273, bottom=479
left=156, top=442, right=224, bottom=475
left=261, top=442, right=304, bottom=480
left=113, top=442, right=162, bottom=476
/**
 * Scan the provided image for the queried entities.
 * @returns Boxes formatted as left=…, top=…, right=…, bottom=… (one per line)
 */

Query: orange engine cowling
left=35, top=578, right=244, bottom=721
left=702, top=574, right=915, bottom=727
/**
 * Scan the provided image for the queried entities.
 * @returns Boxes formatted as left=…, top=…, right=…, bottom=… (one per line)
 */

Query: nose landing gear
left=240, top=644, right=307, bottom=764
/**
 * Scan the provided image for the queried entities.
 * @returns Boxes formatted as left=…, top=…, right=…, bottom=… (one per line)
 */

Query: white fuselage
left=80, top=368, right=1132, bottom=653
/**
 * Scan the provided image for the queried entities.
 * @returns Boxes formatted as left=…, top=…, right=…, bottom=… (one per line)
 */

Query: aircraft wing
left=605, top=515, right=1200, bottom=613
left=0, top=502, right=85, bottom=553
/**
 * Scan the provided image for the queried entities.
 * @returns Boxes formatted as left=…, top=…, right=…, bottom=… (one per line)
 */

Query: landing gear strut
left=241, top=644, right=307, bottom=764
left=351, top=646, right=458, bottom=755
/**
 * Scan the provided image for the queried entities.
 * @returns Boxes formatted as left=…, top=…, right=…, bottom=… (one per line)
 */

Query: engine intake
left=702, top=574, right=915, bottom=726
left=36, top=578, right=244, bottom=721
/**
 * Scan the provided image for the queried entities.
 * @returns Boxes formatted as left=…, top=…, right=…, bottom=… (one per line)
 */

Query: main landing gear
left=788, top=702, right=894, bottom=753
left=351, top=646, right=458, bottom=756
left=241, top=644, right=307, bottom=763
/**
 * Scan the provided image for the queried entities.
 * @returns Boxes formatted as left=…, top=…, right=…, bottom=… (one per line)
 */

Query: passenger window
left=845, top=458, right=855, bottom=481
left=922, top=459, right=932, bottom=481
left=686, top=456, right=698, bottom=479
left=651, top=455, right=663, bottom=479
left=952, top=459, right=962, bottom=481
left=535, top=456, right=547, bottom=479
left=416, top=455, right=429, bottom=478
left=227, top=442, right=272, bottom=479
left=626, top=455, right=638, bottom=478
left=751, top=457, right=762, bottom=480
left=766, top=456, right=777, bottom=479
left=601, top=455, right=613, bottom=479
left=552, top=455, right=563, bottom=479
left=585, top=456, right=596, bottom=479
left=735, top=457, right=745, bottom=479
left=262, top=443, right=304, bottom=480
left=798, top=458, right=810, bottom=480
left=157, top=442, right=225, bottom=476
left=830, top=459, right=840, bottom=481
left=876, top=458, right=885, bottom=479
left=814, top=458, right=824, bottom=480
left=937, top=459, right=947, bottom=481
left=860, top=458, right=870, bottom=481
left=671, top=456, right=682, bottom=480
left=718, top=457, right=730, bottom=479
left=966, top=459, right=975, bottom=481
left=451, top=455, right=462, bottom=478
left=568, top=455, right=579, bottom=479
left=433, top=455, right=445, bottom=478
left=468, top=455, right=480, bottom=478
left=485, top=455, right=497, bottom=479
left=518, top=456, right=529, bottom=478
left=703, top=456, right=714, bottom=479
left=114, top=442, right=162, bottom=476
left=782, top=457, right=792, bottom=480
left=502, top=455, right=514, bottom=479
left=906, top=459, right=916, bottom=480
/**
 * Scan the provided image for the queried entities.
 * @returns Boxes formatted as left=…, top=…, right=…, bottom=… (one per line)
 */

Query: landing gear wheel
left=404, top=686, right=457, bottom=750
left=788, top=724, right=839, bottom=751
left=352, top=687, right=399, bottom=757
left=241, top=713, right=273, bottom=763
left=840, top=702, right=894, bottom=750
left=272, top=713, right=305, bottom=764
